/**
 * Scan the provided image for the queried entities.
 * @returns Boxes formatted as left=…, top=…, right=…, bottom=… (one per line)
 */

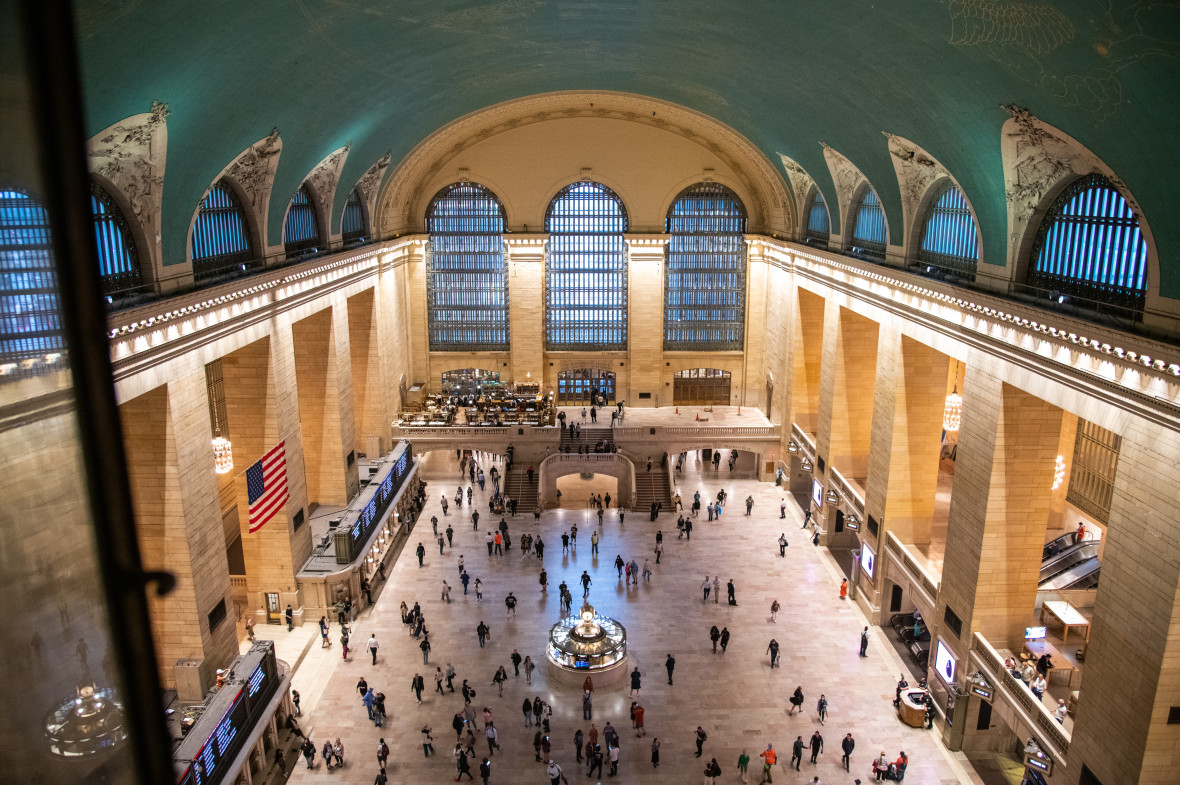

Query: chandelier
left=1052, top=455, right=1066, bottom=490
left=212, top=436, right=234, bottom=474
left=943, top=360, right=962, bottom=432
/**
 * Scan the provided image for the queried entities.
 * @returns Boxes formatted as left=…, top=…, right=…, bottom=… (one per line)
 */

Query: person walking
left=505, top=592, right=517, bottom=619
left=492, top=666, right=507, bottom=697
left=702, top=576, right=712, bottom=602
left=778, top=533, right=788, bottom=556
left=816, top=694, right=828, bottom=725
left=484, top=722, right=499, bottom=756
left=654, top=540, right=663, bottom=564
left=420, top=635, right=432, bottom=664
left=447, top=524, right=455, bottom=547
left=713, top=575, right=721, bottom=603
left=511, top=649, right=522, bottom=677
left=808, top=731, right=823, bottom=764
left=665, top=653, right=676, bottom=684
left=710, top=625, right=721, bottom=653
left=581, top=571, right=592, bottom=597
left=591, top=530, right=599, bottom=556
left=790, top=736, right=804, bottom=771
left=524, top=655, right=535, bottom=684
left=460, top=570, right=470, bottom=595
left=416, top=541, right=426, bottom=567
left=727, top=578, right=736, bottom=605
left=839, top=578, right=848, bottom=599
left=860, top=626, right=869, bottom=657
left=582, top=689, right=593, bottom=720
left=442, top=580, right=452, bottom=603
left=840, top=733, right=855, bottom=772
left=435, top=667, right=445, bottom=695
left=411, top=672, right=425, bottom=704
left=474, top=578, right=483, bottom=601
left=720, top=627, right=730, bottom=653
left=545, top=759, right=563, bottom=785
left=367, top=634, right=379, bottom=665
left=650, top=737, right=660, bottom=768
left=759, top=745, right=777, bottom=784
left=789, top=686, right=804, bottom=714
left=745, top=495, right=754, bottom=515
left=376, top=738, right=389, bottom=772
left=633, top=703, right=646, bottom=736
left=422, top=726, right=435, bottom=757
left=476, top=620, right=489, bottom=647
left=767, top=639, right=780, bottom=668
left=695, top=726, right=708, bottom=757
left=770, top=599, right=780, bottom=623
left=738, top=748, right=751, bottom=784
left=643, top=558, right=652, bottom=582
left=454, top=747, right=474, bottom=781
left=522, top=697, right=534, bottom=727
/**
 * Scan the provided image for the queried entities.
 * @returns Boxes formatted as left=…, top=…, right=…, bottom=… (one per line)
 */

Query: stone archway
left=537, top=453, right=635, bottom=509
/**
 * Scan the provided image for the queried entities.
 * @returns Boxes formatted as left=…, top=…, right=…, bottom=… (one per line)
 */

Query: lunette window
left=805, top=188, right=830, bottom=240
left=918, top=184, right=979, bottom=278
left=0, top=187, right=64, bottom=374
left=190, top=180, right=252, bottom=281
left=283, top=184, right=322, bottom=259
left=342, top=188, right=366, bottom=246
left=851, top=187, right=886, bottom=258
left=91, top=181, right=142, bottom=295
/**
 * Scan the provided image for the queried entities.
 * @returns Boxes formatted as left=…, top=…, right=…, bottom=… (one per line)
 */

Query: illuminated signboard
left=349, top=444, right=413, bottom=555
left=811, top=479, right=823, bottom=508
left=860, top=543, right=876, bottom=578
left=971, top=685, right=993, bottom=701
left=192, top=688, right=245, bottom=785
left=1025, top=753, right=1053, bottom=774
left=934, top=640, right=956, bottom=685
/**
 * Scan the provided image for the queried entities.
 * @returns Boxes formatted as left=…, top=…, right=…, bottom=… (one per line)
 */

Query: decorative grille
left=1067, top=419, right=1121, bottom=523
left=283, top=185, right=321, bottom=258
left=190, top=180, right=251, bottom=281
left=0, top=188, right=64, bottom=372
left=342, top=188, right=366, bottom=245
left=90, top=181, right=142, bottom=294
left=806, top=188, right=830, bottom=238
left=918, top=185, right=979, bottom=278
left=851, top=188, right=886, bottom=257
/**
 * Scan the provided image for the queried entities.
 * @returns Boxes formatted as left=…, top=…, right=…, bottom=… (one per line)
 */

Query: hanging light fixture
left=207, top=359, right=233, bottom=474
left=1052, top=455, right=1066, bottom=490
left=943, top=360, right=962, bottom=432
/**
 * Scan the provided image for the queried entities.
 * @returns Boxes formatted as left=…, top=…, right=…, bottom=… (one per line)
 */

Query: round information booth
left=546, top=601, right=629, bottom=688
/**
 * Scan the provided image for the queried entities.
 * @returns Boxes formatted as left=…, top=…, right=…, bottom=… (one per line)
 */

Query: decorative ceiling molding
left=777, top=153, right=819, bottom=237
left=884, top=133, right=957, bottom=253
left=1000, top=105, right=1148, bottom=266
left=86, top=101, right=169, bottom=270
left=353, top=153, right=392, bottom=230
left=302, top=143, right=352, bottom=234
left=378, top=91, right=794, bottom=237
left=820, top=143, right=870, bottom=237
left=203, top=130, right=283, bottom=250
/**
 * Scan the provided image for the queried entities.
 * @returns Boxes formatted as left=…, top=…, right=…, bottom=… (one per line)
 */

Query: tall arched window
left=1028, top=174, right=1148, bottom=313
left=426, top=182, right=509, bottom=351
left=851, top=187, right=886, bottom=258
left=545, top=182, right=628, bottom=351
left=341, top=188, right=366, bottom=246
left=90, top=181, right=142, bottom=295
left=0, top=188, right=64, bottom=372
left=283, top=184, right=321, bottom=259
left=191, top=180, right=252, bottom=281
left=664, top=182, right=746, bottom=350
left=805, top=188, right=830, bottom=242
left=918, top=184, right=979, bottom=277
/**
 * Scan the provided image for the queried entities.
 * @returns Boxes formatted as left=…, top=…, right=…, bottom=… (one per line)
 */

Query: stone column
left=741, top=239, right=768, bottom=408
left=376, top=247, right=416, bottom=422
left=504, top=236, right=546, bottom=387
left=625, top=236, right=665, bottom=405
left=348, top=288, right=388, bottom=456
left=1065, top=422, right=1180, bottom=785
left=827, top=306, right=880, bottom=481
left=789, top=286, right=825, bottom=435
left=404, top=241, right=429, bottom=387
left=121, top=372, right=236, bottom=691
left=937, top=365, right=1063, bottom=657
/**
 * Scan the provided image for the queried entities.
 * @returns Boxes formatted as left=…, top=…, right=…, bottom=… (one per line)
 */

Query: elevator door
left=673, top=368, right=731, bottom=405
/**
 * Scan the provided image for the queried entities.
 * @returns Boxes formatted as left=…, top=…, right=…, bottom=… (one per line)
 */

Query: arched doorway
left=557, top=368, right=616, bottom=405
left=441, top=368, right=503, bottom=396
left=673, top=368, right=731, bottom=405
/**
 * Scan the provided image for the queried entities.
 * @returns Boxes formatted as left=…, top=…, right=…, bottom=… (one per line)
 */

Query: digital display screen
left=811, top=479, right=823, bottom=508
left=349, top=444, right=413, bottom=554
left=247, top=665, right=265, bottom=698
left=934, top=640, right=956, bottom=685
left=1025, top=626, right=1047, bottom=640
left=860, top=543, right=876, bottom=578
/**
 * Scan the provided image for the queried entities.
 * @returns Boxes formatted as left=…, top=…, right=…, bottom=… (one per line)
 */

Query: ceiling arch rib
left=340, top=153, right=391, bottom=237
left=820, top=143, right=877, bottom=244
left=297, top=144, right=351, bottom=242
left=378, top=91, right=795, bottom=238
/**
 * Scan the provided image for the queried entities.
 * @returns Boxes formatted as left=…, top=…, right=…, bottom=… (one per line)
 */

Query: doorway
left=673, top=368, right=731, bottom=405
left=265, top=592, right=281, bottom=624
left=557, top=368, right=616, bottom=405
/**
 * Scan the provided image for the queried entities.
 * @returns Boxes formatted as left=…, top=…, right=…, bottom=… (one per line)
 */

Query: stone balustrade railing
left=885, top=531, right=941, bottom=606
left=971, top=632, right=1071, bottom=757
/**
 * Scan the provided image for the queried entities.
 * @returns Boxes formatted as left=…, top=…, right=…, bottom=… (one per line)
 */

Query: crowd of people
left=275, top=433, right=926, bottom=784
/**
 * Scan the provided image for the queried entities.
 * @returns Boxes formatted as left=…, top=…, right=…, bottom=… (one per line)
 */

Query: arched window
left=0, top=188, right=64, bottom=373
left=664, top=182, right=746, bottom=351
left=918, top=184, right=979, bottom=277
left=545, top=182, right=628, bottom=351
left=426, top=182, right=509, bottom=351
left=341, top=188, right=366, bottom=246
left=90, top=181, right=142, bottom=295
left=191, top=180, right=252, bottom=281
left=283, top=184, right=321, bottom=259
left=1028, top=174, right=1148, bottom=313
left=805, top=188, right=830, bottom=241
left=851, top=187, right=886, bottom=258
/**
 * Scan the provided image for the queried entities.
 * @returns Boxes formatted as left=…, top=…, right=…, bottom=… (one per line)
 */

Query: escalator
left=1039, top=534, right=1101, bottom=590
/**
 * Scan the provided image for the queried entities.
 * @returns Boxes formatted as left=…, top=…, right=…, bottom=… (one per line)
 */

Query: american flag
left=246, top=441, right=288, bottom=532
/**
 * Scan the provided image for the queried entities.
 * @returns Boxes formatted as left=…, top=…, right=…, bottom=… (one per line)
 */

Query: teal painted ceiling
left=75, top=1, right=1180, bottom=294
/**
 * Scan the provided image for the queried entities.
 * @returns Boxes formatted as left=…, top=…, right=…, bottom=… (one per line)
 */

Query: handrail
left=884, top=531, right=941, bottom=604
left=971, top=632, right=1071, bottom=756
left=827, top=467, right=866, bottom=518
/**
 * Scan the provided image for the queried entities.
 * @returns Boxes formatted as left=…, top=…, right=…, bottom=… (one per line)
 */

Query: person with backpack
left=705, top=756, right=722, bottom=783
left=301, top=738, right=316, bottom=769
left=376, top=738, right=389, bottom=772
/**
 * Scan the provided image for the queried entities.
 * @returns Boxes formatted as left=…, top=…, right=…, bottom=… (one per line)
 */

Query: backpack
left=700, top=730, right=708, bottom=741
left=380, top=742, right=390, bottom=758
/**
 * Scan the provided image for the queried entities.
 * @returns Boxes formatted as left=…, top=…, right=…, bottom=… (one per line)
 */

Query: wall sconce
left=787, top=441, right=799, bottom=454
left=800, top=458, right=813, bottom=471
left=1052, top=455, right=1066, bottom=490
left=825, top=489, right=840, bottom=505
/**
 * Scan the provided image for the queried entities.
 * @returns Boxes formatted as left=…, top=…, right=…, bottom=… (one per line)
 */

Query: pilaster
left=504, top=235, right=546, bottom=386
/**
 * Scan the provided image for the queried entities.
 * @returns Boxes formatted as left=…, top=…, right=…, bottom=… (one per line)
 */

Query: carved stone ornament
left=820, top=143, right=870, bottom=233
left=303, top=143, right=351, bottom=223
left=999, top=104, right=1137, bottom=259
left=884, top=132, right=952, bottom=234
left=86, top=101, right=169, bottom=265
left=377, top=91, right=794, bottom=237
left=223, top=129, right=283, bottom=210
left=778, top=152, right=819, bottom=229
left=354, top=153, right=392, bottom=225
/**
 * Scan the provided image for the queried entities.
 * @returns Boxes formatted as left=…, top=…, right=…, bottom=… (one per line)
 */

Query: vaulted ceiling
left=75, top=1, right=1180, bottom=294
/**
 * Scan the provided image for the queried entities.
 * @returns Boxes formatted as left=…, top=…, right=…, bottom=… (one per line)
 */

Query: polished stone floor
left=269, top=442, right=983, bottom=785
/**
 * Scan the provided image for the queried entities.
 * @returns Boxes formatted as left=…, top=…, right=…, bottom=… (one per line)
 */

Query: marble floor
left=264, top=442, right=985, bottom=785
